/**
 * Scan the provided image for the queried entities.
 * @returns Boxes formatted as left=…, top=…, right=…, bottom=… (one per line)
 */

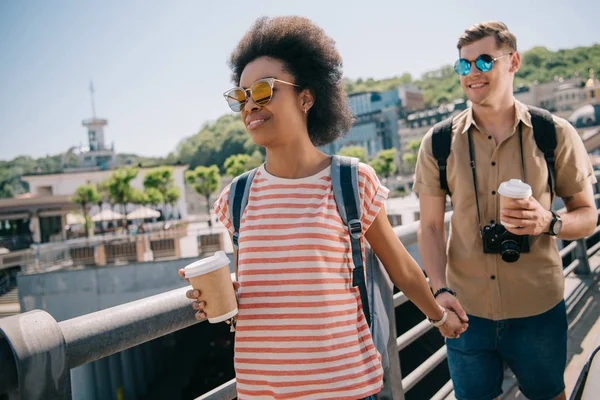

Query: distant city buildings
left=514, top=69, right=600, bottom=117
left=320, top=84, right=424, bottom=159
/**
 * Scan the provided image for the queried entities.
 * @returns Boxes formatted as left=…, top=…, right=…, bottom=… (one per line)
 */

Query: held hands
left=438, top=311, right=468, bottom=339
left=435, top=292, right=469, bottom=338
left=177, top=269, right=241, bottom=320
left=500, top=196, right=552, bottom=236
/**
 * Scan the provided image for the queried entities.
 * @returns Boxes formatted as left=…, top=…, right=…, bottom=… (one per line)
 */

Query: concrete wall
left=17, top=254, right=235, bottom=322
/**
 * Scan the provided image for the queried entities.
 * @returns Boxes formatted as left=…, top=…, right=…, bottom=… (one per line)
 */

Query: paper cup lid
left=497, top=179, right=532, bottom=199
left=184, top=251, right=230, bottom=278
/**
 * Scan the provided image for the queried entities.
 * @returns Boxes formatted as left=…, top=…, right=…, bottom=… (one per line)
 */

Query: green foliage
left=164, top=186, right=180, bottom=205
left=71, top=184, right=102, bottom=207
left=185, top=165, right=221, bottom=226
left=224, top=154, right=252, bottom=177
left=70, top=184, right=101, bottom=236
left=369, top=149, right=397, bottom=178
left=129, top=188, right=149, bottom=205
left=407, top=139, right=422, bottom=153
left=176, top=114, right=251, bottom=169
left=106, top=167, right=139, bottom=230
left=402, top=153, right=417, bottom=168
left=337, top=146, right=367, bottom=163
left=106, top=167, right=139, bottom=206
left=402, top=139, right=422, bottom=171
left=144, top=187, right=164, bottom=205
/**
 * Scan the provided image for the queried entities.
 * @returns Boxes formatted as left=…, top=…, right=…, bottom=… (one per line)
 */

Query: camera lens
left=501, top=240, right=520, bottom=263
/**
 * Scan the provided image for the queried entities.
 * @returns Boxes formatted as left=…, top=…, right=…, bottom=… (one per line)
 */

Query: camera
left=481, top=224, right=530, bottom=263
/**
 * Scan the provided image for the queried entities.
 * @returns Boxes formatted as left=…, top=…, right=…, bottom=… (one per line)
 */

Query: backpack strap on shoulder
left=528, top=106, right=557, bottom=198
left=331, top=155, right=371, bottom=327
left=431, top=117, right=454, bottom=195
left=228, top=168, right=258, bottom=251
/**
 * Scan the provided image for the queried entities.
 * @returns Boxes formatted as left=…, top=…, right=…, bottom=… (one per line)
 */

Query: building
left=77, top=117, right=115, bottom=170
left=397, top=84, right=425, bottom=112
left=514, top=75, right=591, bottom=117
left=72, top=82, right=116, bottom=171
left=321, top=86, right=414, bottom=158
left=584, top=68, right=600, bottom=104
left=397, top=99, right=468, bottom=173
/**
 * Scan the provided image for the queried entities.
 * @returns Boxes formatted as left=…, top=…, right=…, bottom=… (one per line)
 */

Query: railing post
left=575, top=238, right=592, bottom=276
left=0, top=310, right=71, bottom=399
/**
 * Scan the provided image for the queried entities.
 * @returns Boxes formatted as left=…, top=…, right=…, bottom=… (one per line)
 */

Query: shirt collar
left=461, top=98, right=533, bottom=134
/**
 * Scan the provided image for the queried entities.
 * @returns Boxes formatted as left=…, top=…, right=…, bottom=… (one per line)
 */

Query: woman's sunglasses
left=454, top=53, right=513, bottom=76
left=223, top=77, right=299, bottom=112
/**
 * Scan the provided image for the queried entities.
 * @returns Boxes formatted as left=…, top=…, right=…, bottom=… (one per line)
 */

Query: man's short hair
left=457, top=21, right=517, bottom=53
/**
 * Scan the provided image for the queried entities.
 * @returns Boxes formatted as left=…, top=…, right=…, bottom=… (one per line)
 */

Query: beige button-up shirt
left=414, top=99, right=596, bottom=320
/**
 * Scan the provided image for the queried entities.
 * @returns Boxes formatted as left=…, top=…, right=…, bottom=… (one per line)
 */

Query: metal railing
left=0, top=226, right=190, bottom=274
left=0, top=174, right=599, bottom=400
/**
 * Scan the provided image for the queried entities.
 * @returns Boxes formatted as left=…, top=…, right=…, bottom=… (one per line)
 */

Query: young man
left=414, top=21, right=597, bottom=400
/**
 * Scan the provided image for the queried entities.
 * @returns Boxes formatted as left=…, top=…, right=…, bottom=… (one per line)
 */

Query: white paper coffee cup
left=184, top=251, right=237, bottom=323
left=498, top=179, right=532, bottom=228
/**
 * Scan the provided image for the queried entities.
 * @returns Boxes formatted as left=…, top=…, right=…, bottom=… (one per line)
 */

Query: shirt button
left=492, top=191, right=496, bottom=195
left=491, top=275, right=496, bottom=280
left=491, top=162, right=496, bottom=166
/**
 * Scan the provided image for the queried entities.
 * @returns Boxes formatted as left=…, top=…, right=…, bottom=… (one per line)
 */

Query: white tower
left=80, top=81, right=115, bottom=169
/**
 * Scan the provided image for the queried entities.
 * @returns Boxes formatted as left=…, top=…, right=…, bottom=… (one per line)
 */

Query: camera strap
left=467, top=123, right=525, bottom=230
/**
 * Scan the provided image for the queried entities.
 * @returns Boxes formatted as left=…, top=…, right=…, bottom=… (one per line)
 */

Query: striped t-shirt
left=214, top=161, right=390, bottom=400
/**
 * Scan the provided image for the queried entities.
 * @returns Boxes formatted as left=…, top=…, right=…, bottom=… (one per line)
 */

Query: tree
left=71, top=184, right=101, bottom=237
left=164, top=187, right=181, bottom=219
left=107, top=167, right=139, bottom=231
left=369, top=149, right=397, bottom=178
left=186, top=165, right=221, bottom=227
left=337, top=146, right=367, bottom=163
left=143, top=166, right=178, bottom=220
left=224, top=154, right=252, bottom=178
left=402, top=139, right=422, bottom=171
left=145, top=187, right=163, bottom=206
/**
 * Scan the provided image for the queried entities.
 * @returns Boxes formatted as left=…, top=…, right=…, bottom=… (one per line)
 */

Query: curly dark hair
left=228, top=16, right=354, bottom=146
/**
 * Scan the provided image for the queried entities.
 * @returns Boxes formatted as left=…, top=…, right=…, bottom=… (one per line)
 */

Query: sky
left=0, top=0, right=599, bottom=161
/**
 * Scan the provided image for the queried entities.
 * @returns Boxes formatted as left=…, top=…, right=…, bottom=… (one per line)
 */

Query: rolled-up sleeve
left=553, top=117, right=597, bottom=198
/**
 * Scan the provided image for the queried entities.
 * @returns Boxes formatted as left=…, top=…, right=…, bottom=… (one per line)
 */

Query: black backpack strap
left=431, top=117, right=454, bottom=194
left=227, top=168, right=258, bottom=250
left=331, top=155, right=371, bottom=327
left=529, top=106, right=557, bottom=198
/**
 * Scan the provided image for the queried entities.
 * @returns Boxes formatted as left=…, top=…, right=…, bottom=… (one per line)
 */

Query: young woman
left=180, top=16, right=467, bottom=400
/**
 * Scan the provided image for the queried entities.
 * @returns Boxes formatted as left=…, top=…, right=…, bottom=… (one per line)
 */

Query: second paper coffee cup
left=184, top=251, right=237, bottom=323
left=498, top=179, right=532, bottom=228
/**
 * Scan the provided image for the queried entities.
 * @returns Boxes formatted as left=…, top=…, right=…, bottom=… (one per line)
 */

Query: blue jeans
left=446, top=300, right=567, bottom=400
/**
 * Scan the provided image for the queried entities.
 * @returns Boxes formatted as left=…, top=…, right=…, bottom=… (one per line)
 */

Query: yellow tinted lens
left=225, top=89, right=246, bottom=112
left=251, top=81, right=273, bottom=105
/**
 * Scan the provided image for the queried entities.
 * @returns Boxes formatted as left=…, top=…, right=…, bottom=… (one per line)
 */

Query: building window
left=37, top=186, right=53, bottom=196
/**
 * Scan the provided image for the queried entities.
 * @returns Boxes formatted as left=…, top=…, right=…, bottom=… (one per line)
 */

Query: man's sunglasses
left=223, top=77, right=299, bottom=112
left=454, top=53, right=513, bottom=76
